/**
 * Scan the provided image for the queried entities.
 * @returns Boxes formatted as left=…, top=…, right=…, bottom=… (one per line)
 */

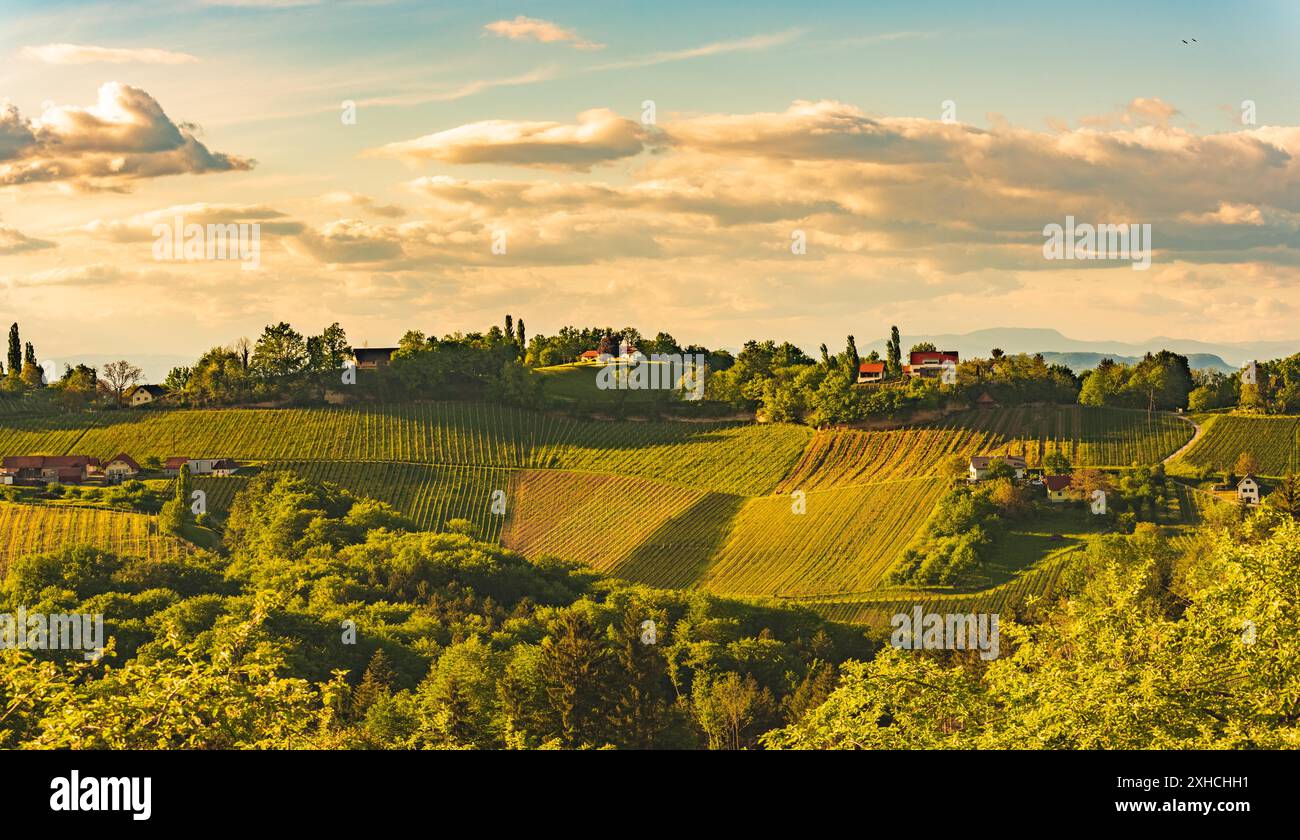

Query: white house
left=127, top=384, right=168, bottom=407
left=969, top=455, right=1028, bottom=481
left=1237, top=475, right=1261, bottom=505
left=103, top=453, right=141, bottom=483
left=164, top=457, right=236, bottom=476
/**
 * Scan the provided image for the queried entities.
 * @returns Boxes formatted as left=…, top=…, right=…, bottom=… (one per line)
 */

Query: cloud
left=484, top=16, right=604, bottom=50
left=0, top=224, right=56, bottom=255
left=20, top=44, right=200, bottom=65
left=593, top=29, right=803, bottom=70
left=0, top=82, right=252, bottom=189
left=320, top=192, right=406, bottom=218
left=1077, top=97, right=1180, bottom=130
left=356, top=67, right=559, bottom=108
left=369, top=108, right=649, bottom=171
left=72, top=203, right=298, bottom=242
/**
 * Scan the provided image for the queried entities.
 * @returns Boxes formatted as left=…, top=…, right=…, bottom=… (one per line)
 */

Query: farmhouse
left=103, top=453, right=141, bottom=483
left=126, top=384, right=168, bottom=407
left=579, top=350, right=601, bottom=363
left=1237, top=475, right=1261, bottom=505
left=857, top=361, right=885, bottom=384
left=0, top=455, right=98, bottom=485
left=976, top=392, right=999, bottom=409
left=969, top=455, right=1028, bottom=481
left=906, top=350, right=960, bottom=379
left=1043, top=474, right=1072, bottom=502
left=164, top=457, right=239, bottom=476
left=352, top=348, right=398, bottom=369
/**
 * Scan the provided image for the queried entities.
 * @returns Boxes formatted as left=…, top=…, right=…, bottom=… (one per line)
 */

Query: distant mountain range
left=860, top=328, right=1299, bottom=373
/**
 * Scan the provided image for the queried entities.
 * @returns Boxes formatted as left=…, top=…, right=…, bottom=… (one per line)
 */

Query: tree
left=516, top=319, right=526, bottom=356
left=234, top=336, right=252, bottom=371
left=1070, top=467, right=1113, bottom=501
left=539, top=612, right=612, bottom=747
left=101, top=360, right=143, bottom=405
left=19, top=360, right=42, bottom=389
left=163, top=366, right=192, bottom=392
left=306, top=323, right=350, bottom=373
left=352, top=649, right=397, bottom=719
left=886, top=326, right=902, bottom=379
left=7, top=323, right=19, bottom=378
left=1044, top=450, right=1072, bottom=475
left=910, top=341, right=937, bottom=354
left=250, top=322, right=308, bottom=380
left=1265, top=473, right=1300, bottom=519
left=694, top=672, right=774, bottom=750
left=845, top=335, right=859, bottom=378
left=1235, top=451, right=1260, bottom=478
left=990, top=347, right=1005, bottom=359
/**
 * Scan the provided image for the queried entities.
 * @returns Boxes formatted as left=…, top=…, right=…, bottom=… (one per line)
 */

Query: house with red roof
left=856, top=361, right=886, bottom=383
left=0, top=455, right=96, bottom=485
left=905, top=350, right=960, bottom=379
left=1043, top=474, right=1072, bottom=502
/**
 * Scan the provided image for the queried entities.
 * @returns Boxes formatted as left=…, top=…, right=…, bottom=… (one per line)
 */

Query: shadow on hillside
left=610, top=492, right=746, bottom=588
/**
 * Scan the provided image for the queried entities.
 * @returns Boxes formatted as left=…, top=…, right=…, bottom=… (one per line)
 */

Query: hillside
left=1174, top=414, right=1299, bottom=477
left=0, top=501, right=195, bottom=575
left=0, top=402, right=1201, bottom=627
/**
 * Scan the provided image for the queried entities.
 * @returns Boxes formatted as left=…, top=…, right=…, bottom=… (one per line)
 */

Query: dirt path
left=1164, top=415, right=1203, bottom=465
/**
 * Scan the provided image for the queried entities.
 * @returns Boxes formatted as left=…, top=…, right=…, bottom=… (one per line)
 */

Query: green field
left=1176, top=414, right=1300, bottom=476
left=0, top=401, right=1205, bottom=626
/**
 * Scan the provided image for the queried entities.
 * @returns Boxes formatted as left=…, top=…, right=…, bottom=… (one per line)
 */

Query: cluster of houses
left=967, top=454, right=1073, bottom=502
left=578, top=340, right=646, bottom=365
left=857, top=350, right=961, bottom=384
left=967, top=454, right=1265, bottom=507
left=0, top=454, right=238, bottom=486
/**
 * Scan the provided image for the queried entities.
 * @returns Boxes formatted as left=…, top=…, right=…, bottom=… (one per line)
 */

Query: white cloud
left=0, top=82, right=251, bottom=189
left=593, top=29, right=803, bottom=70
left=369, top=108, right=649, bottom=171
left=20, top=44, right=200, bottom=65
left=484, top=16, right=604, bottom=50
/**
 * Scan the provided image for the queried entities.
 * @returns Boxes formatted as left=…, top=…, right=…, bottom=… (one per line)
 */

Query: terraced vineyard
left=0, top=502, right=194, bottom=575
left=502, top=469, right=732, bottom=584
left=1178, top=414, right=1299, bottom=476
left=0, top=400, right=1203, bottom=625
left=798, top=544, right=1081, bottom=626
left=0, top=403, right=810, bottom=496
left=776, top=427, right=990, bottom=492
left=698, top=477, right=945, bottom=598
left=927, top=405, right=1192, bottom=467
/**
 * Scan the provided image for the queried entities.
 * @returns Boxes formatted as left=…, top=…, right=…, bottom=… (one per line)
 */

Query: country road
left=1164, top=415, right=1203, bottom=465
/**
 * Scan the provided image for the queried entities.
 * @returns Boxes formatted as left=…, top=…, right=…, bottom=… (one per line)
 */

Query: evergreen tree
left=352, top=649, right=397, bottom=719
left=887, top=326, right=902, bottom=378
left=7, top=323, right=20, bottom=377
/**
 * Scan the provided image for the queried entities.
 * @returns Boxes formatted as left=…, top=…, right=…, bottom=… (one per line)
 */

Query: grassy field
left=1175, top=414, right=1299, bottom=477
left=534, top=362, right=673, bottom=404
left=0, top=501, right=194, bottom=575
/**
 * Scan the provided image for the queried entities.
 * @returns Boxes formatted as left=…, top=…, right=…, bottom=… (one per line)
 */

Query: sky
left=2, top=0, right=1300, bottom=372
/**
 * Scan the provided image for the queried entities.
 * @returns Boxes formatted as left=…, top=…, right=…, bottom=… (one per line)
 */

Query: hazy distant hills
left=860, top=328, right=1297, bottom=373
